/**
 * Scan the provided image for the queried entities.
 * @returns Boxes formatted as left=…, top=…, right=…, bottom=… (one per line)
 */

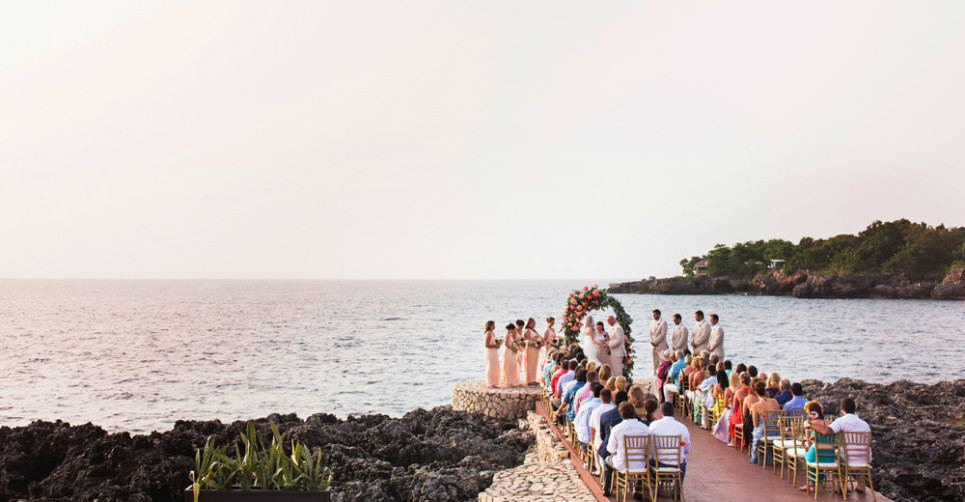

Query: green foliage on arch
left=560, top=285, right=635, bottom=379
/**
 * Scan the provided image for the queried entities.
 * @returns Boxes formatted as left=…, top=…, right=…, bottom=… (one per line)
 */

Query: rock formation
left=610, top=268, right=965, bottom=300
left=0, top=406, right=532, bottom=502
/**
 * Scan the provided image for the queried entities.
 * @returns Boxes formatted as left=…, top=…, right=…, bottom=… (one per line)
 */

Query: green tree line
left=679, top=220, right=965, bottom=280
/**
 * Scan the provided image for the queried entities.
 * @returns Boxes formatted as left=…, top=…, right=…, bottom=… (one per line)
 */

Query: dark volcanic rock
left=0, top=406, right=532, bottom=502
left=799, top=378, right=965, bottom=502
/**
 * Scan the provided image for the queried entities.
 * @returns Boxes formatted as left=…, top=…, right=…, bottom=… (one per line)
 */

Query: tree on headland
left=679, top=220, right=965, bottom=280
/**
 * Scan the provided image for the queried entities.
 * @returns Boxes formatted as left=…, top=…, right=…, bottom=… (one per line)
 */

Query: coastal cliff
left=610, top=268, right=965, bottom=300
left=0, top=407, right=532, bottom=502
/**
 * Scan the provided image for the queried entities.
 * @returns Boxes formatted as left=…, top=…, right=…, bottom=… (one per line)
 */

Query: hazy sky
left=3, top=2, right=964, bottom=280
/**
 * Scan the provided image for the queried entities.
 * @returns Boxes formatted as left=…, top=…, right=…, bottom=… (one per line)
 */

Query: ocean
left=1, top=279, right=962, bottom=434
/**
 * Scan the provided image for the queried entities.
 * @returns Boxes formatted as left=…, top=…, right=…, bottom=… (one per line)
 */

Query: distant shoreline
left=610, top=268, right=965, bottom=300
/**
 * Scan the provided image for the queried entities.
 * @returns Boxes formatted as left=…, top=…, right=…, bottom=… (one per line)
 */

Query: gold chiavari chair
left=840, top=431, right=876, bottom=502
left=614, top=435, right=653, bottom=502
left=805, top=432, right=843, bottom=500
left=773, top=414, right=806, bottom=479
left=650, top=435, right=685, bottom=502
left=756, top=409, right=782, bottom=470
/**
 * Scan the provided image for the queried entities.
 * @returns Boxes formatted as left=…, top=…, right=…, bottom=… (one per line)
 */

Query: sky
left=2, top=1, right=964, bottom=280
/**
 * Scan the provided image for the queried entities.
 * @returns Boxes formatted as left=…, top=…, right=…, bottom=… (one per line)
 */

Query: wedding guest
left=691, top=310, right=710, bottom=353
left=774, top=379, right=793, bottom=406
left=723, top=359, right=733, bottom=378
left=573, top=370, right=598, bottom=414
left=748, top=380, right=781, bottom=464
left=650, top=309, right=669, bottom=375
left=558, top=368, right=587, bottom=422
left=543, top=351, right=560, bottom=388
left=614, top=375, right=628, bottom=393
left=603, top=402, right=649, bottom=498
left=783, top=383, right=807, bottom=415
left=483, top=321, right=501, bottom=388
left=628, top=384, right=647, bottom=416
left=808, top=396, right=873, bottom=482
left=575, top=383, right=604, bottom=451
left=712, top=370, right=736, bottom=443
left=605, top=377, right=617, bottom=392
left=598, top=390, right=629, bottom=467
left=597, top=363, right=613, bottom=386
left=671, top=314, right=688, bottom=352
left=747, top=365, right=759, bottom=380
left=707, top=313, right=725, bottom=360
left=589, top=388, right=616, bottom=473
left=649, top=402, right=691, bottom=486
left=727, top=372, right=751, bottom=448
left=550, top=357, right=571, bottom=396
left=765, top=371, right=781, bottom=398
left=606, top=316, right=626, bottom=378
left=500, top=323, right=520, bottom=388
left=655, top=350, right=674, bottom=402
left=695, top=363, right=719, bottom=429
left=735, top=362, right=747, bottom=376
left=555, top=359, right=578, bottom=398
left=641, top=395, right=660, bottom=426
left=662, top=350, right=687, bottom=403
left=798, top=401, right=836, bottom=492
left=523, top=318, right=541, bottom=385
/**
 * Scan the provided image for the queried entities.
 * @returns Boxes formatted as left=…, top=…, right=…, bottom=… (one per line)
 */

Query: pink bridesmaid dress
left=524, top=330, right=540, bottom=384
left=501, top=332, right=520, bottom=387
left=485, top=332, right=500, bottom=387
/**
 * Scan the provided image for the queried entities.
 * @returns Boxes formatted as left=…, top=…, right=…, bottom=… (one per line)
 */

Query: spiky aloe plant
left=189, top=421, right=332, bottom=501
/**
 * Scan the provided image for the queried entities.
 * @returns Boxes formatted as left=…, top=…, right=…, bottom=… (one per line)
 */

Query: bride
left=582, top=316, right=607, bottom=365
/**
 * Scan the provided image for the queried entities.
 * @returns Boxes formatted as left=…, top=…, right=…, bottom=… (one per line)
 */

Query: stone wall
left=452, top=380, right=541, bottom=420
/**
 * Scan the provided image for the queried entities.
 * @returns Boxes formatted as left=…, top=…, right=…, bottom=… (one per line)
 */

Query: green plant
left=189, top=421, right=333, bottom=501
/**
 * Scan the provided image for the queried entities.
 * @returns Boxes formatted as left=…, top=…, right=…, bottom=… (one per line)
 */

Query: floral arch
left=561, top=285, right=635, bottom=379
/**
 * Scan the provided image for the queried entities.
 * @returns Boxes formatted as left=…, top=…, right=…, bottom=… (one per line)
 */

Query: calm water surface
left=1, top=280, right=962, bottom=433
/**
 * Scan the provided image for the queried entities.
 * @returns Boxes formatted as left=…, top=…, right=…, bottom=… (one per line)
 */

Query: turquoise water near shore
left=1, top=279, right=962, bottom=434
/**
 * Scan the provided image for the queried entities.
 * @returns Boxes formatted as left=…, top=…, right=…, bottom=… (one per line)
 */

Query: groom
left=606, top=316, right=626, bottom=378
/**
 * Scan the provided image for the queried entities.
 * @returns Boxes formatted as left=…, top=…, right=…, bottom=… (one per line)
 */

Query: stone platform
left=452, top=380, right=541, bottom=420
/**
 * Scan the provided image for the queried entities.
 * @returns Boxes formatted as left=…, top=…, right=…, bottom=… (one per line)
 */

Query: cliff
left=610, top=268, right=965, bottom=300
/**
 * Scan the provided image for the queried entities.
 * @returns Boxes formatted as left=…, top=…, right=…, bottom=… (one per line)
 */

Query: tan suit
left=691, top=320, right=710, bottom=354
left=671, top=323, right=688, bottom=352
left=649, top=318, right=668, bottom=374
left=608, top=324, right=626, bottom=378
left=708, top=323, right=725, bottom=360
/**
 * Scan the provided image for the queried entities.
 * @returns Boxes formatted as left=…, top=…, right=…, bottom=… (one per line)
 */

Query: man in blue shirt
left=782, top=382, right=807, bottom=415
left=774, top=379, right=793, bottom=406
left=543, top=352, right=560, bottom=388
left=558, top=368, right=587, bottom=422
left=662, top=350, right=687, bottom=402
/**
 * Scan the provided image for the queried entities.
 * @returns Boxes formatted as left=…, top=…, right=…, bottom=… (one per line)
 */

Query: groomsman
left=649, top=309, right=668, bottom=375
left=691, top=310, right=710, bottom=354
left=708, top=313, right=725, bottom=360
left=671, top=313, right=688, bottom=353
left=606, top=316, right=626, bottom=378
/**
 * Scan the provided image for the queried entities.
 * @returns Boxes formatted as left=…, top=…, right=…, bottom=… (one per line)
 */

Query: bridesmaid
left=501, top=323, right=520, bottom=387
left=541, top=316, right=557, bottom=368
left=483, top=320, right=500, bottom=388
left=514, top=319, right=526, bottom=377
left=523, top=318, right=541, bottom=385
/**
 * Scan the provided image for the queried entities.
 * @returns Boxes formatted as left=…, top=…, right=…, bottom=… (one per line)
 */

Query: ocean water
left=1, top=279, right=962, bottom=434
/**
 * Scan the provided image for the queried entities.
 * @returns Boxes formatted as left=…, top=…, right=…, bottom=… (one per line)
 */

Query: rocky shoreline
left=0, top=406, right=533, bottom=502
left=801, top=378, right=965, bottom=502
left=609, top=268, right=965, bottom=300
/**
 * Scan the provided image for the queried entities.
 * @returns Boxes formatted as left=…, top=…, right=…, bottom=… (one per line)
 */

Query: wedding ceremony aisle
left=535, top=388, right=894, bottom=502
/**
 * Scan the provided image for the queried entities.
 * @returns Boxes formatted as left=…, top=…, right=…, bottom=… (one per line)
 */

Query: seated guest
left=798, top=400, right=835, bottom=492
left=542, top=351, right=560, bottom=388
left=605, top=377, right=617, bottom=392
left=550, top=358, right=571, bottom=397
left=662, top=350, right=687, bottom=403
left=614, top=375, right=628, bottom=393
left=723, top=359, right=733, bottom=378
left=712, top=371, right=736, bottom=443
left=694, top=363, right=718, bottom=429
left=597, top=363, right=613, bottom=386
left=598, top=390, right=629, bottom=466
left=575, top=383, right=604, bottom=451
left=558, top=368, right=587, bottom=422
left=573, top=370, right=599, bottom=414
left=655, top=350, right=674, bottom=401
left=774, top=379, right=793, bottom=406
left=747, top=365, right=758, bottom=380
left=782, top=383, right=807, bottom=415
left=734, top=362, right=747, bottom=376
left=748, top=380, right=781, bottom=464
left=603, top=402, right=649, bottom=498
left=628, top=384, right=648, bottom=417
left=589, top=388, right=616, bottom=474
left=709, top=353, right=720, bottom=367
left=808, top=396, right=872, bottom=493
left=649, top=402, right=691, bottom=484
left=641, top=395, right=660, bottom=426
left=555, top=360, right=578, bottom=398
left=728, top=372, right=752, bottom=448
left=765, top=372, right=781, bottom=398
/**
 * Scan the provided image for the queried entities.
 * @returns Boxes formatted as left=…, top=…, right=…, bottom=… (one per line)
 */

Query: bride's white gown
left=583, top=328, right=607, bottom=365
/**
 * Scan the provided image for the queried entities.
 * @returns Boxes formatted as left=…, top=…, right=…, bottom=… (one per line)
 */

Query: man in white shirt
left=649, top=309, right=669, bottom=376
left=575, top=384, right=603, bottom=447
left=589, top=388, right=616, bottom=472
left=707, top=314, right=725, bottom=360
left=607, top=316, right=626, bottom=378
left=603, top=402, right=650, bottom=498
left=670, top=314, right=688, bottom=353
left=690, top=310, right=710, bottom=354
left=649, top=402, right=691, bottom=484
left=810, top=397, right=872, bottom=491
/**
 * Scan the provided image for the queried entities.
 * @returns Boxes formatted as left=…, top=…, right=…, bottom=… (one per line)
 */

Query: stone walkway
left=478, top=463, right=597, bottom=502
